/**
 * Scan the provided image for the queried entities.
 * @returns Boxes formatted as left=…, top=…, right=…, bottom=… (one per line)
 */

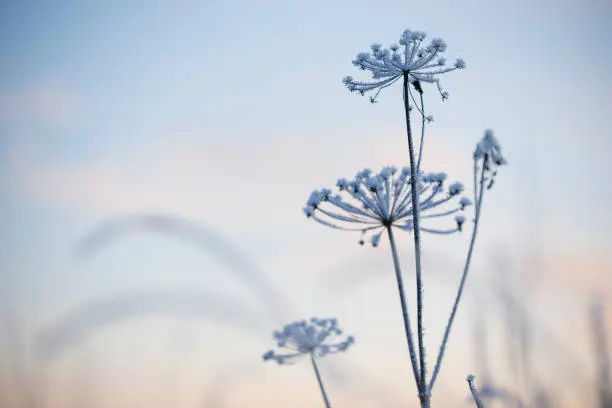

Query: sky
left=1, top=0, right=612, bottom=407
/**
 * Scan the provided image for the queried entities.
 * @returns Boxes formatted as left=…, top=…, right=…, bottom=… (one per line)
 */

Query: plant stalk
left=416, top=91, right=426, bottom=173
left=467, top=376, right=485, bottom=408
left=387, top=226, right=421, bottom=389
left=429, top=157, right=488, bottom=392
left=402, top=73, right=429, bottom=407
left=310, top=354, right=332, bottom=408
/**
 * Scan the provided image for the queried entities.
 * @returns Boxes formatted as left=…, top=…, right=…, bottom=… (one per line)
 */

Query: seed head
left=262, top=317, right=354, bottom=365
left=304, top=166, right=471, bottom=246
left=343, top=29, right=465, bottom=102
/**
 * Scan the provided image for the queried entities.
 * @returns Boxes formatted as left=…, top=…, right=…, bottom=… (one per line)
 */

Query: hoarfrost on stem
left=466, top=375, right=485, bottom=408
left=428, top=130, right=507, bottom=392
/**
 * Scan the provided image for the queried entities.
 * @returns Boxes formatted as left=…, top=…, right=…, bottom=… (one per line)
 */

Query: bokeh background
left=1, top=0, right=611, bottom=407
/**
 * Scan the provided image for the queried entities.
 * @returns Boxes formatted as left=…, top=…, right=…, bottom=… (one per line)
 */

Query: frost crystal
left=262, top=318, right=354, bottom=365
left=304, top=166, right=471, bottom=246
left=343, top=29, right=465, bottom=102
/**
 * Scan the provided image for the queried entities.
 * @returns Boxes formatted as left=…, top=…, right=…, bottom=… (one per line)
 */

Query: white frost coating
left=262, top=318, right=354, bottom=365
left=371, top=231, right=382, bottom=247
left=459, top=197, right=472, bottom=209
left=428, top=131, right=507, bottom=392
left=455, top=215, right=466, bottom=231
left=448, top=182, right=464, bottom=196
left=303, top=166, right=471, bottom=246
left=343, top=29, right=465, bottom=102
left=474, top=129, right=507, bottom=166
left=473, top=129, right=508, bottom=191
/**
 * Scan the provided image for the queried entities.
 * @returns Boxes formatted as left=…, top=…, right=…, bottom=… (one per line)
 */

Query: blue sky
left=1, top=1, right=612, bottom=407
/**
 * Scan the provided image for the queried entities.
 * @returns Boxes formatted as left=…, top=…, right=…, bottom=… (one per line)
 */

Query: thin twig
left=466, top=375, right=485, bottom=408
left=416, top=90, right=426, bottom=173
left=311, top=354, right=332, bottom=408
left=429, top=156, right=488, bottom=391
left=402, top=73, right=429, bottom=407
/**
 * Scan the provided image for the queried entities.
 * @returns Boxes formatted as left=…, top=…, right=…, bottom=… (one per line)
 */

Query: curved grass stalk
left=74, top=213, right=293, bottom=323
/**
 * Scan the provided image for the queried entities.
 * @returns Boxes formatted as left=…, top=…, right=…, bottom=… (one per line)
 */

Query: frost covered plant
left=343, top=28, right=465, bottom=174
left=304, top=167, right=471, bottom=247
left=343, top=35, right=467, bottom=402
left=429, top=130, right=507, bottom=392
left=304, top=165, right=470, bottom=405
left=304, top=131, right=505, bottom=407
left=262, top=318, right=354, bottom=408
left=343, top=29, right=465, bottom=103
left=303, top=28, right=505, bottom=408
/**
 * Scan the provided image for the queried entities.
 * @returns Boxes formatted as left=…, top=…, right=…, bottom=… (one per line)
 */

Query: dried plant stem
left=467, top=375, right=485, bottom=408
left=402, top=73, right=429, bottom=407
left=416, top=91, right=426, bottom=173
left=310, top=354, right=331, bottom=408
left=387, top=226, right=421, bottom=389
left=429, top=157, right=487, bottom=392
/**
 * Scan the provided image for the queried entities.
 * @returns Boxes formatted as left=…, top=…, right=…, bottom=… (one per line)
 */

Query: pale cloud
left=9, top=131, right=608, bottom=296
left=3, top=132, right=466, bottom=231
left=0, top=82, right=79, bottom=130
left=6, top=129, right=608, bottom=295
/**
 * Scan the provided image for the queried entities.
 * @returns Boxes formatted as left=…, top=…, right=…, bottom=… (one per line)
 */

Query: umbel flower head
left=262, top=318, right=354, bottom=365
left=474, top=130, right=507, bottom=190
left=343, top=29, right=465, bottom=102
left=304, top=166, right=472, bottom=247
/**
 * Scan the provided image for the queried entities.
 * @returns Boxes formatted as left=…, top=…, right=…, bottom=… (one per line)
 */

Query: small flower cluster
left=343, top=29, right=465, bottom=102
left=262, top=318, right=355, bottom=365
left=474, top=130, right=507, bottom=190
left=304, top=166, right=471, bottom=246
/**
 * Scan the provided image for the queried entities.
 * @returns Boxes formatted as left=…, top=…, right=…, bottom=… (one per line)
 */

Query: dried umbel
left=343, top=29, right=465, bottom=102
left=304, top=166, right=471, bottom=246
left=263, top=317, right=354, bottom=365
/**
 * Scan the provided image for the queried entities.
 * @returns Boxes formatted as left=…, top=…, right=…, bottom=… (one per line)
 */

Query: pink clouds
left=544, top=249, right=612, bottom=300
